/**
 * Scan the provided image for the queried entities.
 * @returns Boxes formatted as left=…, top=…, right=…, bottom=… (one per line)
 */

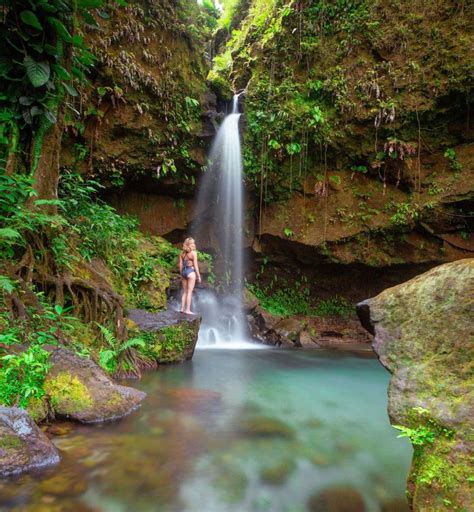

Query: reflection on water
left=0, top=350, right=412, bottom=512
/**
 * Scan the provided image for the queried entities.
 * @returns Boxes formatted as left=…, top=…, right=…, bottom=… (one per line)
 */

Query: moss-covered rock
left=0, top=407, right=60, bottom=476
left=44, top=347, right=146, bottom=423
left=45, top=373, right=94, bottom=417
left=128, top=309, right=201, bottom=364
left=357, top=259, right=474, bottom=511
left=107, top=236, right=178, bottom=311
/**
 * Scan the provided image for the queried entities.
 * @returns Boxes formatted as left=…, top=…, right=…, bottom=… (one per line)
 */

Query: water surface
left=0, top=349, right=412, bottom=512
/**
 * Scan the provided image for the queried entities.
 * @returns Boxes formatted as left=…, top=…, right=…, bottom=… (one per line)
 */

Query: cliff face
left=357, top=259, right=474, bottom=511
left=207, top=0, right=473, bottom=274
left=61, top=0, right=217, bottom=188
left=65, top=1, right=473, bottom=299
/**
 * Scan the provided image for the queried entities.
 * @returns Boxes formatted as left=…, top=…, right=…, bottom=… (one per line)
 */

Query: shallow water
left=0, top=349, right=412, bottom=512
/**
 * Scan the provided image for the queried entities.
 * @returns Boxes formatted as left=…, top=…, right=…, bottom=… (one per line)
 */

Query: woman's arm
left=178, top=254, right=182, bottom=274
left=193, top=251, right=201, bottom=282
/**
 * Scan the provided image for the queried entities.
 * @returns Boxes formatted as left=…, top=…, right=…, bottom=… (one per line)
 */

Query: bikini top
left=181, top=252, right=193, bottom=267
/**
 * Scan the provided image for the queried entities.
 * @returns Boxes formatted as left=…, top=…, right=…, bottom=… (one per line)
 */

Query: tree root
left=4, top=240, right=130, bottom=358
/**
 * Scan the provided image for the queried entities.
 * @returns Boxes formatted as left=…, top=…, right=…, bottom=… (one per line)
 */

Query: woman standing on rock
left=179, top=237, right=201, bottom=315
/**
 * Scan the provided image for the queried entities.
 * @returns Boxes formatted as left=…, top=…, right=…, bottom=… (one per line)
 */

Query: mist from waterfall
left=192, top=94, right=258, bottom=348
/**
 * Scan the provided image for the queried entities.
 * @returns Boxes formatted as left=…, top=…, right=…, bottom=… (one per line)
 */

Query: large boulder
left=357, top=259, right=473, bottom=511
left=44, top=347, right=146, bottom=423
left=0, top=407, right=59, bottom=476
left=127, top=309, right=201, bottom=364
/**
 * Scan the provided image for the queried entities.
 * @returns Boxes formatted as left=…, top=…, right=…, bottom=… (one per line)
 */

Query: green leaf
left=44, top=110, right=57, bottom=123
left=30, top=106, right=42, bottom=117
left=19, top=96, right=34, bottom=106
left=44, top=44, right=60, bottom=57
left=81, top=11, right=99, bottom=27
left=78, top=0, right=103, bottom=6
left=34, top=199, right=62, bottom=206
left=20, top=10, right=43, bottom=30
left=47, top=17, right=72, bottom=42
left=63, top=82, right=78, bottom=97
left=52, top=64, right=71, bottom=80
left=37, top=0, right=57, bottom=13
left=24, top=57, right=50, bottom=87
left=0, top=228, right=21, bottom=239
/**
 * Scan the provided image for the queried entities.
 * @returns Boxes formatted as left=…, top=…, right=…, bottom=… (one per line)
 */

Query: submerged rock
left=357, top=259, right=474, bottom=511
left=260, top=458, right=296, bottom=485
left=308, top=486, right=366, bottom=512
left=0, top=407, right=60, bottom=476
left=238, top=416, right=295, bottom=439
left=127, top=309, right=201, bottom=364
left=45, top=347, right=146, bottom=423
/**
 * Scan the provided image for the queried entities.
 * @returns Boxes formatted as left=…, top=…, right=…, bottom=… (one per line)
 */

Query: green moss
left=112, top=236, right=177, bottom=311
left=45, top=372, right=93, bottom=416
left=26, top=396, right=49, bottom=423
left=149, top=323, right=197, bottom=364
left=106, top=391, right=123, bottom=408
left=0, top=434, right=22, bottom=450
left=410, top=436, right=473, bottom=511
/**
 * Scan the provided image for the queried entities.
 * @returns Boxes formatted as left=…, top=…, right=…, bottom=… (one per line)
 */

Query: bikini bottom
left=182, top=267, right=195, bottom=279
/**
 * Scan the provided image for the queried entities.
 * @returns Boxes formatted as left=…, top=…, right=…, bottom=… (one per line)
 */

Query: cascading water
left=192, top=94, right=258, bottom=348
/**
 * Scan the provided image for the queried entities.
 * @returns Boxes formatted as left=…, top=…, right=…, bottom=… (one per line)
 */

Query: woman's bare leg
left=181, top=278, right=187, bottom=312
left=185, top=273, right=196, bottom=314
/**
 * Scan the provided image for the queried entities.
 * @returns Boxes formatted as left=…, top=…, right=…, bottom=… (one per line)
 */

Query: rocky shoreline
left=0, top=311, right=202, bottom=478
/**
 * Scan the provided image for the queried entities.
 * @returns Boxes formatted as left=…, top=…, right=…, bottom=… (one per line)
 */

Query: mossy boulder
left=44, top=347, right=146, bottom=423
left=127, top=309, right=201, bottom=364
left=0, top=407, right=59, bottom=476
left=357, top=259, right=474, bottom=511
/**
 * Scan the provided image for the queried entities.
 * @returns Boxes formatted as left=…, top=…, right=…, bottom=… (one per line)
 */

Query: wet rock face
left=0, top=407, right=60, bottom=476
left=357, top=259, right=474, bottom=511
left=45, top=347, right=146, bottom=423
left=248, top=306, right=371, bottom=352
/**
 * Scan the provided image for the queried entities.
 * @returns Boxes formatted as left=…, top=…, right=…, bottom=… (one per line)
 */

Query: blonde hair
left=182, top=237, right=196, bottom=254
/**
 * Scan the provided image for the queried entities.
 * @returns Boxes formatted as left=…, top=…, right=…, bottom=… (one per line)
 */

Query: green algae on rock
left=357, top=258, right=474, bottom=511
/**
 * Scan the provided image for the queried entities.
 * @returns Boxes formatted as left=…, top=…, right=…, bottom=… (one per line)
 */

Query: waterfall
left=192, top=94, right=258, bottom=348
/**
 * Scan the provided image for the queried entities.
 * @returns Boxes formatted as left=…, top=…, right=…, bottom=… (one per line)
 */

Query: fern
left=120, top=337, right=146, bottom=352
left=97, top=323, right=117, bottom=348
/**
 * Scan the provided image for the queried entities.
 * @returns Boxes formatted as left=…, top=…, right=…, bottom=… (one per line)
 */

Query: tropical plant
left=97, top=324, right=145, bottom=375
